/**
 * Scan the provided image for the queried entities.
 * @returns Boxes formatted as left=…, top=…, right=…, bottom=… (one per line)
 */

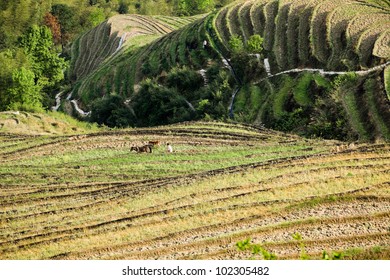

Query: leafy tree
left=166, top=67, right=204, bottom=98
left=132, top=79, right=193, bottom=126
left=0, top=0, right=33, bottom=48
left=190, top=0, right=215, bottom=13
left=44, top=13, right=62, bottom=45
left=6, top=67, right=43, bottom=112
left=51, top=4, right=79, bottom=45
left=19, top=25, right=67, bottom=90
left=138, top=0, right=171, bottom=15
left=118, top=1, right=129, bottom=14
left=229, top=52, right=264, bottom=83
left=175, top=0, right=215, bottom=15
left=83, top=6, right=106, bottom=28
left=90, top=94, right=135, bottom=127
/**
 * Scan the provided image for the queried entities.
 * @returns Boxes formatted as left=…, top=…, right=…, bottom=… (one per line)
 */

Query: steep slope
left=69, top=14, right=201, bottom=82
left=66, top=0, right=390, bottom=142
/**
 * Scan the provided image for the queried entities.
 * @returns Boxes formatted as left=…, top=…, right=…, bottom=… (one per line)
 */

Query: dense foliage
left=0, top=0, right=233, bottom=113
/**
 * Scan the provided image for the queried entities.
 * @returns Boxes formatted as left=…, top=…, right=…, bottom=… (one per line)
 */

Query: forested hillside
left=1, top=0, right=389, bottom=142
left=66, top=0, right=390, bottom=142
left=0, top=0, right=232, bottom=113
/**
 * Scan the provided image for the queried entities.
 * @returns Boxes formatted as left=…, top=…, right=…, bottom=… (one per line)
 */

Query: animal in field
left=130, top=144, right=153, bottom=153
left=148, top=140, right=160, bottom=147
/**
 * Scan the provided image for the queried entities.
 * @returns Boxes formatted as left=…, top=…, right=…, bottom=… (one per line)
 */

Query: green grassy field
left=0, top=118, right=389, bottom=260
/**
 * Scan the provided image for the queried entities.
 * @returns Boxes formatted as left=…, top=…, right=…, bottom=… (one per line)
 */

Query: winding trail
left=265, top=61, right=390, bottom=79
left=56, top=51, right=390, bottom=118
left=229, top=60, right=390, bottom=118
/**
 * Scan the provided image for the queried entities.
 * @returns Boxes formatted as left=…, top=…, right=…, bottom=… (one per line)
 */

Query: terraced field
left=69, top=0, right=389, bottom=96
left=1, top=121, right=389, bottom=260
left=69, top=14, right=200, bottom=82
left=64, top=1, right=389, bottom=133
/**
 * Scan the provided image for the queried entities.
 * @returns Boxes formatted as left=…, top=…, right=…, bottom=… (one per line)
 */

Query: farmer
left=166, top=143, right=173, bottom=153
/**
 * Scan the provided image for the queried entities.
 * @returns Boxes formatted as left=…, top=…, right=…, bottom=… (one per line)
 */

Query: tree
left=175, top=0, right=215, bottom=15
left=51, top=4, right=79, bottom=45
left=138, top=0, right=171, bottom=15
left=6, top=67, right=43, bottom=112
left=19, top=25, right=67, bottom=90
left=132, top=79, right=193, bottom=126
left=44, top=13, right=62, bottom=45
left=118, top=1, right=129, bottom=14
left=0, top=0, right=33, bottom=49
left=90, top=94, right=135, bottom=127
left=229, top=35, right=244, bottom=53
left=166, top=66, right=204, bottom=98
left=83, top=6, right=106, bottom=28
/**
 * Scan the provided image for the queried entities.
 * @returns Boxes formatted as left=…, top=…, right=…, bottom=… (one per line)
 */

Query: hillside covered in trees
left=1, top=0, right=390, bottom=142
left=0, top=0, right=231, bottom=111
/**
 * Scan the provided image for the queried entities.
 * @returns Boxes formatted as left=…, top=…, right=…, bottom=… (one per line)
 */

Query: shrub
left=90, top=94, right=135, bottom=128
left=246, top=35, right=264, bottom=54
left=236, top=238, right=277, bottom=260
left=166, top=66, right=204, bottom=98
left=228, top=35, right=244, bottom=53
left=131, top=79, right=195, bottom=127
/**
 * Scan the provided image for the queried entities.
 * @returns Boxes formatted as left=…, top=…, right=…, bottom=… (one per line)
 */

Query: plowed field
left=0, top=122, right=389, bottom=259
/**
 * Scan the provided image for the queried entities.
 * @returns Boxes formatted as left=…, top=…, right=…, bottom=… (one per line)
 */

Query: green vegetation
left=0, top=111, right=100, bottom=135
left=237, top=234, right=390, bottom=260
left=0, top=0, right=390, bottom=143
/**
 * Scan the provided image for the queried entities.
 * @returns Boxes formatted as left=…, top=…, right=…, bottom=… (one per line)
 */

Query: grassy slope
left=0, top=121, right=389, bottom=260
left=0, top=111, right=100, bottom=135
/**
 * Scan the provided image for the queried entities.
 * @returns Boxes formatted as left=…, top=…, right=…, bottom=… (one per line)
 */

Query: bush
left=166, top=66, right=204, bottom=97
left=228, top=35, right=244, bottom=53
left=229, top=52, right=264, bottom=83
left=246, top=34, right=264, bottom=54
left=90, top=94, right=135, bottom=128
left=131, top=79, right=195, bottom=127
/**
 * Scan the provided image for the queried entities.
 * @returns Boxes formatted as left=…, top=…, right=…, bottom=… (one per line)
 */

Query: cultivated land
left=1, top=0, right=390, bottom=261
left=0, top=119, right=389, bottom=260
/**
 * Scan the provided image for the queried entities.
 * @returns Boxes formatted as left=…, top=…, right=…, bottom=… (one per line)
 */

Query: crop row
left=237, top=1, right=255, bottom=42
left=227, top=2, right=246, bottom=39
left=297, top=0, right=323, bottom=66
left=373, top=30, right=390, bottom=59
left=214, top=5, right=232, bottom=51
left=356, top=23, right=390, bottom=67
left=12, top=144, right=386, bottom=260
left=249, top=0, right=268, bottom=37
left=309, top=0, right=347, bottom=64
left=346, top=13, right=389, bottom=50
left=70, top=14, right=182, bottom=87
left=285, top=0, right=308, bottom=68
left=326, top=3, right=385, bottom=69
